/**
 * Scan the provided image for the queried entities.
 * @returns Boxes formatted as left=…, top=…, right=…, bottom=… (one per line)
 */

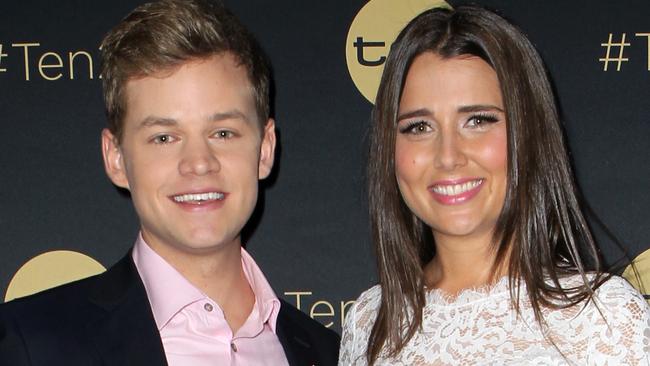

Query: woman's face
left=395, top=52, right=507, bottom=244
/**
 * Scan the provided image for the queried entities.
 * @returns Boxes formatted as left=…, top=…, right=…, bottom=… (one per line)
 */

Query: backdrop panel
left=1, top=0, right=648, bottom=334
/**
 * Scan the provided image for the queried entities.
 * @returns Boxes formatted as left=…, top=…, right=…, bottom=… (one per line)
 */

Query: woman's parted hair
left=100, top=0, right=270, bottom=142
left=367, top=5, right=606, bottom=363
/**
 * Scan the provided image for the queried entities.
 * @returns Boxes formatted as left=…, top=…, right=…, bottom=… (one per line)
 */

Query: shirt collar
left=132, top=234, right=281, bottom=333
left=241, top=248, right=282, bottom=334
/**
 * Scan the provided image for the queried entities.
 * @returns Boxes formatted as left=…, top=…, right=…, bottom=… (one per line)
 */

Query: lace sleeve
left=338, top=295, right=357, bottom=366
left=586, top=276, right=650, bottom=365
left=338, top=285, right=381, bottom=366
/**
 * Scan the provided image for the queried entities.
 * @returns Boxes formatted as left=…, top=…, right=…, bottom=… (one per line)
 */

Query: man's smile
left=172, top=191, right=226, bottom=204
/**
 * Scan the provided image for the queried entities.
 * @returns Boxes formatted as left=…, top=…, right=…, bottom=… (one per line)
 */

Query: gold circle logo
left=345, top=0, right=451, bottom=103
left=623, top=248, right=650, bottom=305
left=4, top=250, right=106, bottom=302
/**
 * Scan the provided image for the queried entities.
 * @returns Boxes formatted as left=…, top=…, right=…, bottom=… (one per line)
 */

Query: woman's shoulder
left=557, top=273, right=642, bottom=296
left=595, top=274, right=645, bottom=298
left=576, top=274, right=650, bottom=362
left=351, top=284, right=383, bottom=316
left=591, top=274, right=650, bottom=320
left=528, top=274, right=650, bottom=363
left=554, top=273, right=648, bottom=314
left=356, top=284, right=382, bottom=300
left=342, top=284, right=383, bottom=335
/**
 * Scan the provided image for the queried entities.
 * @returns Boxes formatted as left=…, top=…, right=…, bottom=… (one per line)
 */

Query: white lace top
left=340, top=275, right=650, bottom=365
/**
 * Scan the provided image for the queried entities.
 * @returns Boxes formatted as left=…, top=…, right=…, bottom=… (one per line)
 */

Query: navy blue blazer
left=0, top=253, right=340, bottom=366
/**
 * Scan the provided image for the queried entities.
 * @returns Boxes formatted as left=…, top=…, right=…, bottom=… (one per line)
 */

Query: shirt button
left=231, top=342, right=238, bottom=352
left=203, top=303, right=213, bottom=312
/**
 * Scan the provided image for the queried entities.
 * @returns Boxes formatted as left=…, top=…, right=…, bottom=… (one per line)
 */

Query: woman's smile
left=428, top=178, right=484, bottom=205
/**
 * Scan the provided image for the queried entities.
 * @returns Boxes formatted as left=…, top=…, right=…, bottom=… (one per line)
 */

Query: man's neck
left=142, top=234, right=255, bottom=333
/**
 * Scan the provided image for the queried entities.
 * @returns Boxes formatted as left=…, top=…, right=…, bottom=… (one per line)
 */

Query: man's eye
left=152, top=134, right=175, bottom=144
left=215, top=130, right=235, bottom=139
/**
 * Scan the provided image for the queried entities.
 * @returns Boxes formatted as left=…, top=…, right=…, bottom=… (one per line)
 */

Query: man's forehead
left=125, top=52, right=247, bottom=85
left=123, top=55, right=254, bottom=105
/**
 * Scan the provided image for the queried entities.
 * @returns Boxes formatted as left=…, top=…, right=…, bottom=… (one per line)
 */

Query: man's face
left=102, top=53, right=275, bottom=256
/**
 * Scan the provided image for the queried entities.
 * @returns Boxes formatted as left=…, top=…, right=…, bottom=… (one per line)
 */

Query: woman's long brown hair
left=367, top=6, right=608, bottom=364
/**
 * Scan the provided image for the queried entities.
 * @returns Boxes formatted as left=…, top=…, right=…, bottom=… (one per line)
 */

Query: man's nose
left=178, top=138, right=220, bottom=176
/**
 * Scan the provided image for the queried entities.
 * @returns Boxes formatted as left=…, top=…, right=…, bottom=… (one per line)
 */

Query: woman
left=340, top=6, right=650, bottom=365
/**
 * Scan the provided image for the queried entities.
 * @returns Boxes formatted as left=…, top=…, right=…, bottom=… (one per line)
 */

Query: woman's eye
left=400, top=121, right=431, bottom=134
left=466, top=114, right=499, bottom=128
left=152, top=134, right=175, bottom=144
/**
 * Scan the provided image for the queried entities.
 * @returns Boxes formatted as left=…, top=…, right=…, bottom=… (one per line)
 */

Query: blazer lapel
left=86, top=254, right=168, bottom=366
left=276, top=300, right=317, bottom=366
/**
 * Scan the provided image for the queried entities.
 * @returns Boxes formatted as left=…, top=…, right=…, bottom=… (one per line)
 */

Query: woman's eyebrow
left=457, top=104, right=504, bottom=113
left=397, top=108, right=434, bottom=122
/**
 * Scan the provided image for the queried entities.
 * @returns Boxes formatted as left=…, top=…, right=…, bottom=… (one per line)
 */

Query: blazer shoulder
left=277, top=299, right=340, bottom=366
left=278, top=299, right=340, bottom=342
left=0, top=273, right=107, bottom=366
left=0, top=253, right=137, bottom=333
left=1, top=272, right=102, bottom=316
left=0, top=253, right=164, bottom=366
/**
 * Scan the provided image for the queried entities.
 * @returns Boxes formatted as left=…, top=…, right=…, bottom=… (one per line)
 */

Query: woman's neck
left=424, top=232, right=508, bottom=296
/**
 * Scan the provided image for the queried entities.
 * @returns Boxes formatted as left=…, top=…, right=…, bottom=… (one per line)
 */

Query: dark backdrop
left=1, top=0, right=648, bottom=334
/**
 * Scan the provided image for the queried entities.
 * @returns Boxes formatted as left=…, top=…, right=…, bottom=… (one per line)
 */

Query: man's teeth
left=173, top=192, right=225, bottom=203
left=432, top=180, right=482, bottom=196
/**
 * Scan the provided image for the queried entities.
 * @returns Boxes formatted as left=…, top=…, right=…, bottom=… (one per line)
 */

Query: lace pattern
left=339, top=276, right=650, bottom=365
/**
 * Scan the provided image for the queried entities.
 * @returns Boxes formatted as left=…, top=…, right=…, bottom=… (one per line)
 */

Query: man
left=0, top=1, right=339, bottom=365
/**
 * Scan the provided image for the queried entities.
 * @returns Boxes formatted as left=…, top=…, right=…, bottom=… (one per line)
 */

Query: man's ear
left=101, top=129, right=129, bottom=189
left=258, top=118, right=276, bottom=180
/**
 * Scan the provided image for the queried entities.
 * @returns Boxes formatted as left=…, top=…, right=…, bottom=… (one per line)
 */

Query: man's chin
left=172, top=236, right=241, bottom=255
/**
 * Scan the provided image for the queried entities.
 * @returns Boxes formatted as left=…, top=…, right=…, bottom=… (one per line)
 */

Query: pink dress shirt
left=132, top=235, right=289, bottom=366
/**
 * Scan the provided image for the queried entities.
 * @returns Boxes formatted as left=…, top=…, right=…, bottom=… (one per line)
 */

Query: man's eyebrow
left=397, top=108, right=434, bottom=122
left=207, top=109, right=250, bottom=123
left=457, top=104, right=504, bottom=113
left=136, top=110, right=251, bottom=129
left=137, top=116, right=178, bottom=129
